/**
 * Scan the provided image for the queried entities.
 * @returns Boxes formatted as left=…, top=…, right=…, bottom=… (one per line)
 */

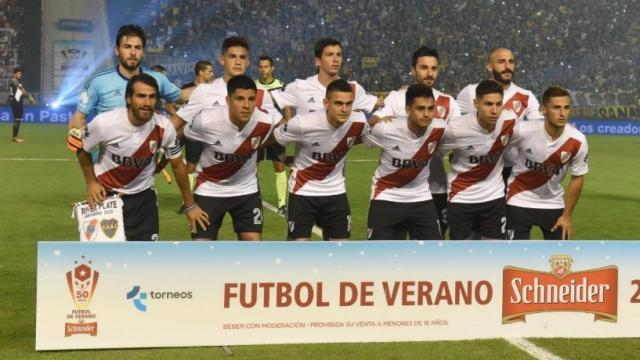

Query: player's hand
left=86, top=181, right=107, bottom=210
left=29, top=96, right=36, bottom=104
left=551, top=214, right=573, bottom=240
left=67, top=128, right=83, bottom=152
left=184, top=204, right=210, bottom=233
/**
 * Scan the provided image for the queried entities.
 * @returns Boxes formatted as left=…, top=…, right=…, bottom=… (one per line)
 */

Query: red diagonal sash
left=196, top=122, right=271, bottom=188
left=373, top=128, right=445, bottom=199
left=292, top=122, right=364, bottom=193
left=448, top=119, right=515, bottom=201
left=507, top=137, right=582, bottom=200
left=98, top=125, right=164, bottom=189
left=504, top=92, right=529, bottom=118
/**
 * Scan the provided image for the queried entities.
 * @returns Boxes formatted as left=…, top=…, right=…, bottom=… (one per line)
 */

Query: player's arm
left=18, top=83, right=36, bottom=103
left=168, top=156, right=210, bottom=233
left=67, top=111, right=88, bottom=152
left=76, top=149, right=106, bottom=209
left=551, top=175, right=584, bottom=240
left=177, top=86, right=195, bottom=104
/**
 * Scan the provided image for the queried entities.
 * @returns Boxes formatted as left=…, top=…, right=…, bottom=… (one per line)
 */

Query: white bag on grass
left=72, top=195, right=126, bottom=242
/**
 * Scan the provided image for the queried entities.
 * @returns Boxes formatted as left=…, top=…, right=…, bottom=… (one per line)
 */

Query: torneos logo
left=126, top=285, right=193, bottom=312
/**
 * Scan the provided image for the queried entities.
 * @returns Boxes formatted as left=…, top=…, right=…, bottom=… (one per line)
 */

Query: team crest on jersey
left=149, top=140, right=158, bottom=153
left=560, top=151, right=571, bottom=164
left=79, top=91, right=89, bottom=105
left=346, top=137, right=356, bottom=148
left=437, top=106, right=446, bottom=118
left=500, top=135, right=510, bottom=146
left=511, top=100, right=522, bottom=114
left=288, top=221, right=295, bottom=232
left=427, top=141, right=437, bottom=154
left=82, top=219, right=98, bottom=241
left=100, top=218, right=119, bottom=238
left=251, top=136, right=261, bottom=149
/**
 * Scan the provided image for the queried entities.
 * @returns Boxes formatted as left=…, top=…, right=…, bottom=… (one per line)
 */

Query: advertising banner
left=36, top=241, right=640, bottom=350
left=0, top=105, right=74, bottom=123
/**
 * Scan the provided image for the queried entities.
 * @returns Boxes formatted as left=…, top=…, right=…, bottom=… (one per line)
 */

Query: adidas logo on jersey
left=213, top=100, right=220, bottom=106
left=465, top=145, right=475, bottom=151
left=392, top=145, right=401, bottom=151
left=108, top=142, right=120, bottom=148
left=307, top=97, right=315, bottom=103
left=525, top=148, right=533, bottom=154
left=312, top=141, right=320, bottom=147
left=213, top=140, right=222, bottom=146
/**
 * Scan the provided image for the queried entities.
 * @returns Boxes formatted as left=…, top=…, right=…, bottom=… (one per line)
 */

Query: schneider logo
left=126, top=286, right=193, bottom=312
left=502, top=255, right=618, bottom=324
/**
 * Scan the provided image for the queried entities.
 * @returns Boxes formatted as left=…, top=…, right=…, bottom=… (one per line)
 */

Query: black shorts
left=257, top=142, right=286, bottom=162
left=120, top=188, right=159, bottom=241
left=367, top=199, right=440, bottom=240
left=184, top=138, right=204, bottom=164
left=287, top=193, right=350, bottom=240
left=193, top=192, right=263, bottom=239
left=432, top=192, right=448, bottom=238
left=10, top=102, right=24, bottom=119
left=506, top=205, right=563, bottom=240
left=448, top=198, right=506, bottom=240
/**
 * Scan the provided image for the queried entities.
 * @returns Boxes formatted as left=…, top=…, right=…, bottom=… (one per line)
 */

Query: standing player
left=255, top=55, right=289, bottom=215
left=456, top=48, right=542, bottom=121
left=440, top=80, right=518, bottom=240
left=506, top=86, right=588, bottom=240
left=271, top=37, right=380, bottom=115
left=182, top=60, right=215, bottom=90
left=273, top=79, right=367, bottom=240
left=183, top=75, right=274, bottom=241
left=363, top=84, right=445, bottom=240
left=369, top=46, right=460, bottom=238
left=67, top=24, right=192, bottom=152
left=8, top=68, right=35, bottom=142
left=75, top=74, right=208, bottom=240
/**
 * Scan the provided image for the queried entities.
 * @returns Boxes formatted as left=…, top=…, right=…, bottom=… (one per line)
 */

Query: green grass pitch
left=1, top=123, right=639, bottom=359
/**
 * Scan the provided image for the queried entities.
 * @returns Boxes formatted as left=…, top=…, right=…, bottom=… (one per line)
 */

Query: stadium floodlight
left=51, top=101, right=60, bottom=109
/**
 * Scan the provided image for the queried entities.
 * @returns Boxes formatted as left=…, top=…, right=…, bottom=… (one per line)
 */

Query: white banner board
left=36, top=241, right=639, bottom=350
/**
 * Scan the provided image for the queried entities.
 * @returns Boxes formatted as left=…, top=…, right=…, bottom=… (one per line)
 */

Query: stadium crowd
left=0, top=0, right=23, bottom=96
left=110, top=0, right=639, bottom=106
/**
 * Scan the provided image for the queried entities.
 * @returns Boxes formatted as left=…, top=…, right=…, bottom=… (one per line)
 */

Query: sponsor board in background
left=34, top=241, right=640, bottom=350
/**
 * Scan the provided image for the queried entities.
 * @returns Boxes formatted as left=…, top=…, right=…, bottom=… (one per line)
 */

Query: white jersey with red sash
left=506, top=121, right=588, bottom=208
left=373, top=88, right=461, bottom=121
left=271, top=75, right=377, bottom=115
left=82, top=108, right=181, bottom=194
left=457, top=82, right=543, bottom=121
left=362, top=117, right=446, bottom=202
left=440, top=110, right=518, bottom=203
left=274, top=110, right=367, bottom=196
left=177, top=77, right=280, bottom=123
left=184, top=106, right=274, bottom=197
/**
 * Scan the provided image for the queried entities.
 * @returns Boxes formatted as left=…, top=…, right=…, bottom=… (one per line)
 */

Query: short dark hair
left=150, top=64, right=167, bottom=74
left=194, top=60, right=213, bottom=76
left=406, top=84, right=435, bottom=106
left=227, top=75, right=257, bottom=95
left=542, top=86, right=572, bottom=105
left=475, top=80, right=503, bottom=99
left=13, top=68, right=22, bottom=74
left=412, top=46, right=439, bottom=68
left=258, top=55, right=273, bottom=66
left=325, top=79, right=353, bottom=98
left=116, top=24, right=146, bottom=47
left=222, top=36, right=249, bottom=54
left=314, top=38, right=341, bottom=58
left=125, top=73, right=159, bottom=101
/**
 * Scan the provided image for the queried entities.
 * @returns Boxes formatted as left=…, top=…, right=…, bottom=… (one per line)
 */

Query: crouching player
left=363, top=84, right=445, bottom=240
left=76, top=74, right=209, bottom=240
left=182, top=75, right=276, bottom=240
left=505, top=86, right=588, bottom=240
